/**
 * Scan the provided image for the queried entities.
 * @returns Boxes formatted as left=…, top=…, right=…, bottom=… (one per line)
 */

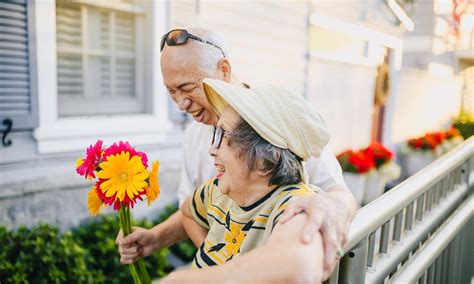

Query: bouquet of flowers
left=336, top=149, right=375, bottom=174
left=75, top=140, right=160, bottom=284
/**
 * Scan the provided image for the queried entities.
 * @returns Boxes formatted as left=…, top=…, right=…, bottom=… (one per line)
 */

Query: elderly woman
left=162, top=79, right=331, bottom=283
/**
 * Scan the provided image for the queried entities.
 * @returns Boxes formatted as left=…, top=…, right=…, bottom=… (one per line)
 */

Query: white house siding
left=390, top=68, right=463, bottom=144
left=169, top=0, right=309, bottom=94
left=307, top=58, right=377, bottom=153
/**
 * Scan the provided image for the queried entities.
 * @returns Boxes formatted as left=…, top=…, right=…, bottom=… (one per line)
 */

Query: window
left=56, top=0, right=149, bottom=116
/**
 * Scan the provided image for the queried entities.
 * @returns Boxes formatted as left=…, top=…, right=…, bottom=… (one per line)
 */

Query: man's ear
left=217, top=58, right=232, bottom=83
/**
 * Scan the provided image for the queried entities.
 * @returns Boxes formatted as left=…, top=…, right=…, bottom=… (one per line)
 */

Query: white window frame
left=32, top=0, right=171, bottom=154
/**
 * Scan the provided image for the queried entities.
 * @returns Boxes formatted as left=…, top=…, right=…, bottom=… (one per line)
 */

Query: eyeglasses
left=211, top=126, right=233, bottom=149
left=160, top=29, right=226, bottom=58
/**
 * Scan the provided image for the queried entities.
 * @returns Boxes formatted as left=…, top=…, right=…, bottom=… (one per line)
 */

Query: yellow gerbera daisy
left=88, top=186, right=103, bottom=216
left=146, top=161, right=161, bottom=206
left=97, top=152, right=149, bottom=204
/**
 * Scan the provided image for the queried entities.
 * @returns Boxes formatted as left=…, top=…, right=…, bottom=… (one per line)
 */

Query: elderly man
left=117, top=28, right=356, bottom=279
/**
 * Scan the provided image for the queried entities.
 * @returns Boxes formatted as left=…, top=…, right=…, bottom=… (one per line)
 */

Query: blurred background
left=0, top=0, right=473, bottom=280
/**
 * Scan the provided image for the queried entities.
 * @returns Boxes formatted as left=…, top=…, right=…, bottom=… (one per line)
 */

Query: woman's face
left=209, top=106, right=257, bottom=196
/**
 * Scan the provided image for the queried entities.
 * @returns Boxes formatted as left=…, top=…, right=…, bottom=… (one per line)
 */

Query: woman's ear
left=256, top=159, right=273, bottom=177
left=257, top=168, right=272, bottom=177
left=217, top=58, right=232, bottom=83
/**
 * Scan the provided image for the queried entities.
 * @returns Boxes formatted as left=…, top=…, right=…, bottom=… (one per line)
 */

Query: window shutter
left=0, top=0, right=37, bottom=130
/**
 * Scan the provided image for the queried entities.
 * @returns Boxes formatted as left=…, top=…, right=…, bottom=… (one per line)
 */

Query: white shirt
left=178, top=121, right=347, bottom=205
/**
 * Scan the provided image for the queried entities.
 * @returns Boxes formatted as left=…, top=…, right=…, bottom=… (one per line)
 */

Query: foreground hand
left=278, top=190, right=355, bottom=280
left=116, top=226, right=159, bottom=264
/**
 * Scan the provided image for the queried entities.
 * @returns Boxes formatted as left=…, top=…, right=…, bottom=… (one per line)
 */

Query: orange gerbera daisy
left=87, top=185, right=103, bottom=216
left=146, top=161, right=160, bottom=206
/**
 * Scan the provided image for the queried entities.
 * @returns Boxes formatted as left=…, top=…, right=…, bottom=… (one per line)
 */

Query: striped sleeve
left=269, top=184, right=316, bottom=230
left=189, top=178, right=216, bottom=229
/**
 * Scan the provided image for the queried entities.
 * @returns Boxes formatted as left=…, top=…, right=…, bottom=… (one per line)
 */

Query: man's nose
left=177, top=96, right=192, bottom=111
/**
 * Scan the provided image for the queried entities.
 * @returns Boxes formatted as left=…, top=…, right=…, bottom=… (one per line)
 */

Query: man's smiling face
left=161, top=43, right=219, bottom=126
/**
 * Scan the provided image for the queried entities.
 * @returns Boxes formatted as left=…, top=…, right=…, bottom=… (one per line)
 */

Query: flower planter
left=404, top=151, right=436, bottom=177
left=343, top=172, right=367, bottom=207
left=363, top=171, right=387, bottom=205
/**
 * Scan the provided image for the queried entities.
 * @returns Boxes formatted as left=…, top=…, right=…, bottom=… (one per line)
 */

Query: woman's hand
left=278, top=186, right=356, bottom=280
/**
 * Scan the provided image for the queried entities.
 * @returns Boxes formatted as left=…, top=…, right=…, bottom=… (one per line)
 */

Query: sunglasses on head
left=160, top=29, right=226, bottom=58
left=211, top=126, right=233, bottom=149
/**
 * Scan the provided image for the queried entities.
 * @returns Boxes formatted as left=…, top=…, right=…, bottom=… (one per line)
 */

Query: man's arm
left=180, top=197, right=208, bottom=247
left=116, top=210, right=187, bottom=264
left=279, top=185, right=356, bottom=279
left=162, top=213, right=324, bottom=284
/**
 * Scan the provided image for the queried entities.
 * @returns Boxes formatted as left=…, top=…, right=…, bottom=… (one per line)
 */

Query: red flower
left=423, top=134, right=439, bottom=150
left=408, top=138, right=423, bottom=149
left=95, top=179, right=145, bottom=210
left=337, top=149, right=375, bottom=174
left=407, top=131, right=448, bottom=151
left=431, top=132, right=446, bottom=144
left=102, top=141, right=148, bottom=168
left=76, top=140, right=104, bottom=179
left=445, top=127, right=460, bottom=139
left=363, top=142, right=393, bottom=168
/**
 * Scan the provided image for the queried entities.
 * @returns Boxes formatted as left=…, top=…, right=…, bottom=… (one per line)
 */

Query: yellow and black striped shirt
left=190, top=178, right=316, bottom=269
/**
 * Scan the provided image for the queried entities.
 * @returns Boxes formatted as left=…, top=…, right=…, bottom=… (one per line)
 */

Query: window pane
left=116, top=12, right=135, bottom=53
left=56, top=3, right=81, bottom=49
left=100, top=57, right=111, bottom=96
left=116, top=57, right=135, bottom=97
left=57, top=53, right=83, bottom=96
left=100, top=11, right=110, bottom=50
left=56, top=1, right=147, bottom=117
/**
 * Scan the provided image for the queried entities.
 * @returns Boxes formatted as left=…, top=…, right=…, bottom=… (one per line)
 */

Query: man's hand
left=116, top=210, right=188, bottom=264
left=116, top=226, right=160, bottom=264
left=278, top=186, right=356, bottom=280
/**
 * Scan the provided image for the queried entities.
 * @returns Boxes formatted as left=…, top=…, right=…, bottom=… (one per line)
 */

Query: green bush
left=156, top=204, right=197, bottom=262
left=0, top=214, right=173, bottom=283
left=0, top=224, right=94, bottom=284
left=0, top=203, right=198, bottom=283
left=71, top=214, right=172, bottom=283
left=453, top=112, right=474, bottom=140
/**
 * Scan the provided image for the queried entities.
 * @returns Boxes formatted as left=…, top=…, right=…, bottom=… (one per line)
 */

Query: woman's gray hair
left=185, top=27, right=230, bottom=76
left=229, top=118, right=303, bottom=186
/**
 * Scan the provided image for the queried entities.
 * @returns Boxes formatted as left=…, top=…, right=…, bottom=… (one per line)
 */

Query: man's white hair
left=185, top=27, right=230, bottom=76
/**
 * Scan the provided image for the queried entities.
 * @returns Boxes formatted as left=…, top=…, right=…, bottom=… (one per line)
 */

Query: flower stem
left=119, top=206, right=151, bottom=284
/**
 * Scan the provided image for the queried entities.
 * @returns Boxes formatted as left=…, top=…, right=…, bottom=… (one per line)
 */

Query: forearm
left=150, top=210, right=188, bottom=249
left=164, top=214, right=323, bottom=284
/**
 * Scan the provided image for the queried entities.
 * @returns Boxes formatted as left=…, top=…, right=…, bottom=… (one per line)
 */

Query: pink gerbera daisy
left=76, top=140, right=104, bottom=179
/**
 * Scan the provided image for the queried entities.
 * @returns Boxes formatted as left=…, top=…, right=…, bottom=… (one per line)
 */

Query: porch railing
left=329, top=136, right=474, bottom=283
